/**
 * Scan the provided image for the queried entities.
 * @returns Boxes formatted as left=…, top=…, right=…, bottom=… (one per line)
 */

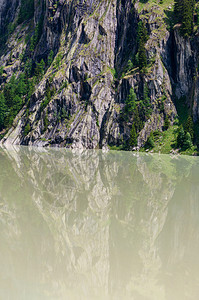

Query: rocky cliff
left=0, top=0, right=198, bottom=151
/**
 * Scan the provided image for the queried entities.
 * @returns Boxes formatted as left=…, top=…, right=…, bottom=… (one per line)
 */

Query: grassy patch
left=137, top=0, right=175, bottom=30
left=108, top=145, right=124, bottom=151
left=141, top=125, right=198, bottom=155
left=138, top=0, right=174, bottom=15
left=180, top=146, right=198, bottom=156
left=150, top=126, right=178, bottom=154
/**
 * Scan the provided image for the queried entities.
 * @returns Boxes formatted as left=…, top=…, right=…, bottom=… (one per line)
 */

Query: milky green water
left=0, top=145, right=199, bottom=300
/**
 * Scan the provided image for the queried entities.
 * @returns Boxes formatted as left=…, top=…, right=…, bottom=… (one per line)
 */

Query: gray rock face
left=0, top=0, right=18, bottom=35
left=2, top=0, right=199, bottom=149
left=171, top=27, right=199, bottom=123
left=0, top=0, right=6, bottom=24
left=173, top=28, right=195, bottom=99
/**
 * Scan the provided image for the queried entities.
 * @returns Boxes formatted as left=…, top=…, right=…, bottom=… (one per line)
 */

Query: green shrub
left=177, top=125, right=193, bottom=150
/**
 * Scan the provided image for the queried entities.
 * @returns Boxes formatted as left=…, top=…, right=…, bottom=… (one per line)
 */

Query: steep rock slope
left=0, top=0, right=198, bottom=150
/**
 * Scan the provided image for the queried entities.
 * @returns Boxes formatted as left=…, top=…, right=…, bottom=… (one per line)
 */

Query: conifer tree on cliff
left=174, top=0, right=195, bottom=37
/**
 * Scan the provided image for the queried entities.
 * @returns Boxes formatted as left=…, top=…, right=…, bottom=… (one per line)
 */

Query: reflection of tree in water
left=0, top=146, right=198, bottom=299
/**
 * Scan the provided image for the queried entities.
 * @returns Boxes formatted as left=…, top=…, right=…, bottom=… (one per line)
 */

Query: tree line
left=0, top=50, right=54, bottom=133
left=174, top=0, right=195, bottom=36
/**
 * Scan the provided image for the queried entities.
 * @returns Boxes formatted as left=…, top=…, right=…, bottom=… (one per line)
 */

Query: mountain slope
left=0, top=0, right=198, bottom=152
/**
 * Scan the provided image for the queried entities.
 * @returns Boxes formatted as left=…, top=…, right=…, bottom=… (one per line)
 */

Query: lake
left=0, top=145, right=199, bottom=300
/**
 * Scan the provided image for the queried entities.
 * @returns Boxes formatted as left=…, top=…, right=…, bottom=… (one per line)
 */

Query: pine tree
left=174, top=0, right=183, bottom=21
left=136, top=21, right=148, bottom=70
left=24, top=59, right=32, bottom=77
left=3, top=75, right=17, bottom=108
left=181, top=0, right=193, bottom=36
left=48, top=50, right=54, bottom=67
left=40, top=59, right=45, bottom=76
left=183, top=132, right=193, bottom=150
left=174, top=0, right=195, bottom=37
left=163, top=115, right=170, bottom=131
left=125, top=88, right=137, bottom=116
left=184, top=115, right=194, bottom=139
left=138, top=41, right=147, bottom=70
left=133, top=106, right=143, bottom=132
left=176, top=125, right=193, bottom=150
left=27, top=79, right=35, bottom=99
left=144, top=133, right=155, bottom=149
left=13, top=95, right=23, bottom=115
left=17, top=74, right=27, bottom=97
left=177, top=125, right=185, bottom=148
left=35, top=59, right=45, bottom=79
left=0, top=93, right=6, bottom=130
left=137, top=21, right=148, bottom=45
left=129, top=124, right=137, bottom=149
left=0, top=72, right=31, bottom=130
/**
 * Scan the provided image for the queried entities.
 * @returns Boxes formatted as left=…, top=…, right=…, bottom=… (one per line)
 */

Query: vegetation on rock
left=0, top=0, right=199, bottom=155
left=174, top=0, right=195, bottom=36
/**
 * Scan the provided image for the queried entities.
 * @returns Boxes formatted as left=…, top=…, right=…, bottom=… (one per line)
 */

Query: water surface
left=0, top=146, right=199, bottom=300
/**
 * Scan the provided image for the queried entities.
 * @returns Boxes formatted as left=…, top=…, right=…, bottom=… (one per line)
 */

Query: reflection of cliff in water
left=0, top=146, right=199, bottom=299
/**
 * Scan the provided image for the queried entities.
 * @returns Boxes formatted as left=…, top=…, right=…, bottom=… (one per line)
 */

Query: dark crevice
left=80, top=81, right=92, bottom=102
left=79, top=24, right=90, bottom=44
left=99, top=24, right=107, bottom=36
